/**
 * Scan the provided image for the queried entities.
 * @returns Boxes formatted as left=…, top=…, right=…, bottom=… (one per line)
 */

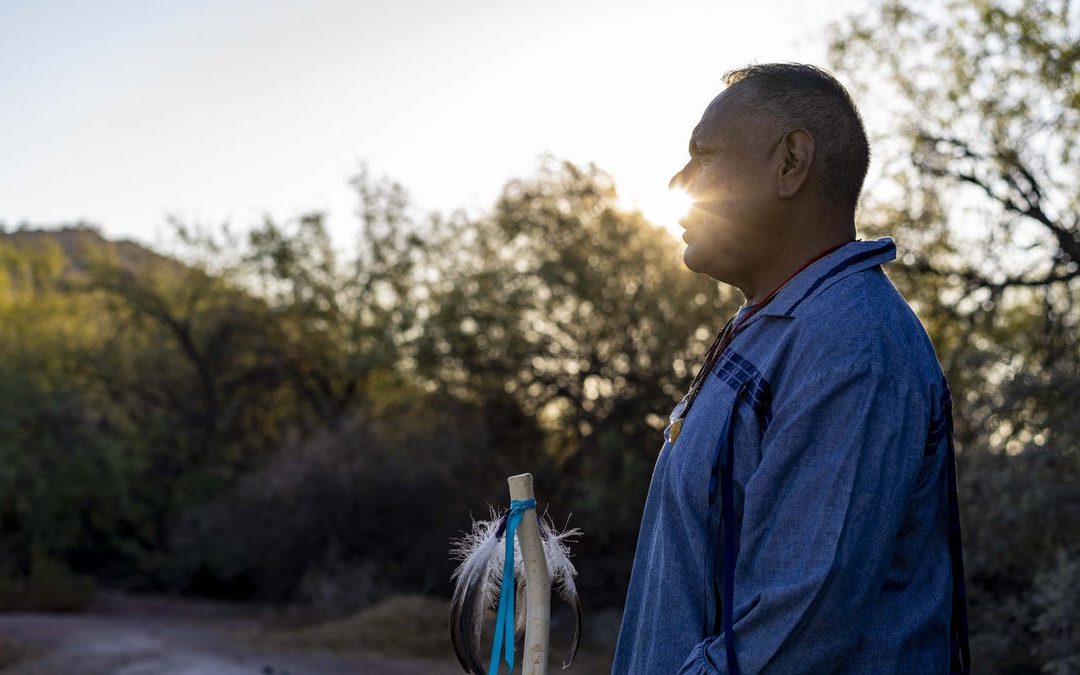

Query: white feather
left=539, top=512, right=584, bottom=669
left=539, top=512, right=582, bottom=601
left=450, top=506, right=584, bottom=673
left=449, top=508, right=508, bottom=674
left=450, top=507, right=504, bottom=606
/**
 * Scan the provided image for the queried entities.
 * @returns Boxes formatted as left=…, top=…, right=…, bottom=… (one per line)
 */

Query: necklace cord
left=674, top=241, right=850, bottom=433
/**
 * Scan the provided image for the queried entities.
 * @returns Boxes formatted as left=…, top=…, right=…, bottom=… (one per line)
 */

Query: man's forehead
left=688, top=87, right=748, bottom=152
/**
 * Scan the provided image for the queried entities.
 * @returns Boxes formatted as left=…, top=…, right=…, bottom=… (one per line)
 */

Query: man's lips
left=679, top=203, right=709, bottom=231
left=680, top=213, right=702, bottom=238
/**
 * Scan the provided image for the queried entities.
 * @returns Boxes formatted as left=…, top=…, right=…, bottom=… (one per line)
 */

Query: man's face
left=671, top=87, right=783, bottom=288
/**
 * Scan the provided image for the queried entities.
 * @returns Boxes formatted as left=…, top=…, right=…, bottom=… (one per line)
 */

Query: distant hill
left=0, top=225, right=183, bottom=279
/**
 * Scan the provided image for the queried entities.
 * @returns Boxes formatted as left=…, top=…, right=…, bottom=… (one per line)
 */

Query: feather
left=514, top=563, right=528, bottom=646
left=450, top=509, right=507, bottom=675
left=450, top=507, right=584, bottom=673
left=539, top=513, right=583, bottom=669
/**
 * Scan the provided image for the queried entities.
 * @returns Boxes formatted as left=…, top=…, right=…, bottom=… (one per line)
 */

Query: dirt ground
left=0, top=593, right=618, bottom=675
left=0, top=593, right=464, bottom=675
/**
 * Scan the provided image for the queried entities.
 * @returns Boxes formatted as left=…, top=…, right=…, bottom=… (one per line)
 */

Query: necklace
left=668, top=241, right=850, bottom=445
left=669, top=316, right=732, bottom=443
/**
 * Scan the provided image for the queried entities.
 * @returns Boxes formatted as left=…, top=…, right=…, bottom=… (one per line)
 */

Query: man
left=612, top=64, right=970, bottom=673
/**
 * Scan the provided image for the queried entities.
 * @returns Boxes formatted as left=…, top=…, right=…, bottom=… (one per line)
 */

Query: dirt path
left=0, top=594, right=463, bottom=675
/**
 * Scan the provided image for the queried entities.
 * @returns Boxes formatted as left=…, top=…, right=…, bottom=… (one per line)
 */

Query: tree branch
left=913, top=132, right=1080, bottom=265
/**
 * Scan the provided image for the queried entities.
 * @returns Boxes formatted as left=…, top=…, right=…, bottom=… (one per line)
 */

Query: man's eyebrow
left=688, top=136, right=719, bottom=159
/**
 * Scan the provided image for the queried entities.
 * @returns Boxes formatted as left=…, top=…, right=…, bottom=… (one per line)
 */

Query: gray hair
left=724, top=63, right=870, bottom=214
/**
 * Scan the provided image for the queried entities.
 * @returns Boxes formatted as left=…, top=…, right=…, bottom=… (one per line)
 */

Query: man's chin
left=682, top=244, right=705, bottom=273
left=683, top=245, right=729, bottom=283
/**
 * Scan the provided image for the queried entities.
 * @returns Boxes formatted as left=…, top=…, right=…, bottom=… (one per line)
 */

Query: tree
left=73, top=171, right=438, bottom=590
left=829, top=1, right=1079, bottom=670
left=0, top=233, right=141, bottom=581
left=0, top=159, right=743, bottom=610
left=830, top=0, right=1079, bottom=429
left=413, top=158, right=741, bottom=602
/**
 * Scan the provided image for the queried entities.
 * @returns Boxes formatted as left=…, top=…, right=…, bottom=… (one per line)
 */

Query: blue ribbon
left=488, top=498, right=536, bottom=675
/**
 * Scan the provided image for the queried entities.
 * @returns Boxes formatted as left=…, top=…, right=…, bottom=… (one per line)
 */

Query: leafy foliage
left=0, top=7, right=1075, bottom=669
left=830, top=0, right=1079, bottom=670
left=0, top=161, right=732, bottom=609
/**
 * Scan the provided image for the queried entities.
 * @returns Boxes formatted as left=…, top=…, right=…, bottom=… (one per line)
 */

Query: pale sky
left=1, top=0, right=868, bottom=252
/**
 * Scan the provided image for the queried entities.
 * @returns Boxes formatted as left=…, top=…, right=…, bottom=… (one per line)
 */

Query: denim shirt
left=613, top=238, right=967, bottom=674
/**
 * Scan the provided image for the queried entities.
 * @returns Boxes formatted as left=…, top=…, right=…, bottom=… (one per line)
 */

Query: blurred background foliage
left=830, top=0, right=1079, bottom=671
left=0, top=0, right=1076, bottom=672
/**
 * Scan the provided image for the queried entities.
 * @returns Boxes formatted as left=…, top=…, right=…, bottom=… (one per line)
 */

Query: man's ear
left=776, top=129, right=814, bottom=199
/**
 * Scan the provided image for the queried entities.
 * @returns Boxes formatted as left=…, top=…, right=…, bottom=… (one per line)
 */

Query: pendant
left=670, top=417, right=684, bottom=444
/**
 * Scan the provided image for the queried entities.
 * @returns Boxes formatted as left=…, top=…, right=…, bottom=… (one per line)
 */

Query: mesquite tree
left=830, top=1, right=1079, bottom=670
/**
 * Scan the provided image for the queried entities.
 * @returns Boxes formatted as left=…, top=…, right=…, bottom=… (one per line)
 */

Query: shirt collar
left=753, top=237, right=897, bottom=319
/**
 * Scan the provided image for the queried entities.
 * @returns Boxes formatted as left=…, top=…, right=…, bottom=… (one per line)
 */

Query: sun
left=631, top=186, right=694, bottom=238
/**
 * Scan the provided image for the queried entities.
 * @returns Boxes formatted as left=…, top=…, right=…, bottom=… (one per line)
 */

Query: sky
left=0, top=0, right=868, bottom=252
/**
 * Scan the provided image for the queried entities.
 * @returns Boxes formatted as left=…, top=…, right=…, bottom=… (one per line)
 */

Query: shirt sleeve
left=679, top=361, right=929, bottom=674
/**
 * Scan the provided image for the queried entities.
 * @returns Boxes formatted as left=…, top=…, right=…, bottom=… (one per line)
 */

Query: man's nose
left=668, top=162, right=692, bottom=191
left=668, top=170, right=684, bottom=191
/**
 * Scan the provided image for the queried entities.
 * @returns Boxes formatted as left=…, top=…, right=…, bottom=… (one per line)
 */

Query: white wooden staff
left=509, top=473, right=551, bottom=675
left=449, top=472, right=582, bottom=675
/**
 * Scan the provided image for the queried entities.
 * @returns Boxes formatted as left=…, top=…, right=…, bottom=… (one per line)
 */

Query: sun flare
left=634, top=187, right=694, bottom=238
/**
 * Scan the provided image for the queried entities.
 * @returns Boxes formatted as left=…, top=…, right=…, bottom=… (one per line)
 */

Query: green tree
left=0, top=233, right=136, bottom=581
left=414, top=158, right=740, bottom=602
left=830, top=1, right=1079, bottom=670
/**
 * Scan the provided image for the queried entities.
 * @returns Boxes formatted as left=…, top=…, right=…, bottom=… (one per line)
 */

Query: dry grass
left=252, top=594, right=616, bottom=673
left=259, top=594, right=454, bottom=660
